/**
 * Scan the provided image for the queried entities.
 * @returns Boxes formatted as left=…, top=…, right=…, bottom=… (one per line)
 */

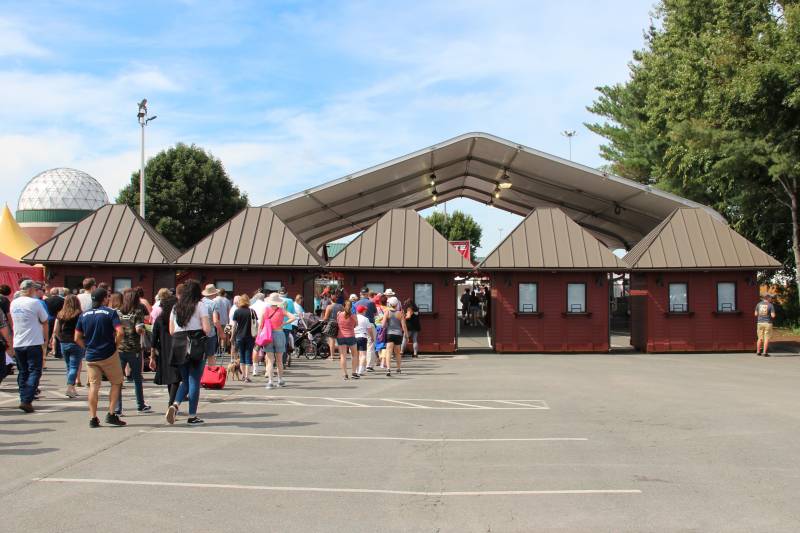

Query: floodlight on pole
left=137, top=99, right=156, bottom=219
left=561, top=130, right=577, bottom=161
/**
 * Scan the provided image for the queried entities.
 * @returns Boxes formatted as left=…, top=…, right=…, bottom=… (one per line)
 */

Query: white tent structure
left=266, top=132, right=722, bottom=252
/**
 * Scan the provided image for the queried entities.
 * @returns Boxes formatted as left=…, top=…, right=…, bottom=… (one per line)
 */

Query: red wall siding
left=342, top=270, right=457, bottom=353
left=633, top=271, right=758, bottom=352
left=178, top=268, right=307, bottom=300
left=489, top=272, right=610, bottom=353
left=45, top=265, right=166, bottom=300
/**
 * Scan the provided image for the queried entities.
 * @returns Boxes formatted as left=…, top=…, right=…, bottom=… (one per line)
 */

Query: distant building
left=16, top=168, right=109, bottom=244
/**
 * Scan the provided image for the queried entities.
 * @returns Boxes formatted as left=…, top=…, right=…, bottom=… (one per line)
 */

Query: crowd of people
left=0, top=277, right=424, bottom=428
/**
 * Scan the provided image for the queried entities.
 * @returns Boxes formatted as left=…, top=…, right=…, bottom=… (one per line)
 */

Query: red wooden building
left=22, top=204, right=180, bottom=296
left=172, top=206, right=324, bottom=300
left=327, top=209, right=473, bottom=353
left=480, top=208, right=627, bottom=352
left=625, top=208, right=781, bottom=352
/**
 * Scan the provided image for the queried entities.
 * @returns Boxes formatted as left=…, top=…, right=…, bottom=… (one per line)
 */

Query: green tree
left=586, top=0, right=800, bottom=304
left=117, top=143, right=249, bottom=250
left=425, top=210, right=482, bottom=258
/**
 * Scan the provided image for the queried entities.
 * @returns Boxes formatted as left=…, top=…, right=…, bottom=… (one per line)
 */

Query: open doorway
left=609, top=273, right=632, bottom=351
left=456, top=276, right=493, bottom=351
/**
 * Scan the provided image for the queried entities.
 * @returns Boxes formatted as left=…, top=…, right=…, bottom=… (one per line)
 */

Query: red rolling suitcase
left=201, top=364, right=227, bottom=389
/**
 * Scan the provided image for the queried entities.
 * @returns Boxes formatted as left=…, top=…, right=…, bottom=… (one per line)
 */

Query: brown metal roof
left=267, top=132, right=724, bottom=251
left=328, top=209, right=473, bottom=270
left=479, top=208, right=627, bottom=270
left=623, top=208, right=781, bottom=270
left=22, top=204, right=181, bottom=265
left=174, top=207, right=323, bottom=268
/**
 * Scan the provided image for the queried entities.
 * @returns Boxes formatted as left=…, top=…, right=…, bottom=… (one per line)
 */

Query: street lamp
left=561, top=130, right=576, bottom=161
left=137, top=99, right=157, bottom=219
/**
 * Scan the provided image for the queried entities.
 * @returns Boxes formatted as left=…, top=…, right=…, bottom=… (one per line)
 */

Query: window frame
left=215, top=280, right=234, bottom=296
left=413, top=282, right=434, bottom=314
left=262, top=280, right=282, bottom=293
left=566, top=282, right=587, bottom=314
left=668, top=282, right=689, bottom=313
left=112, top=277, right=133, bottom=293
left=716, top=281, right=737, bottom=312
left=364, top=282, right=385, bottom=295
left=517, top=282, right=539, bottom=314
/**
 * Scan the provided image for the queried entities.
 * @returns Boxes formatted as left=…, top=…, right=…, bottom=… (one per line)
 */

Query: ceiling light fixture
left=431, top=187, right=438, bottom=203
left=429, top=173, right=437, bottom=187
left=494, top=186, right=501, bottom=199
left=499, top=170, right=512, bottom=189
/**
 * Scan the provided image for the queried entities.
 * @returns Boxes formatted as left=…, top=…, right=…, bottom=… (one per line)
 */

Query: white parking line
left=381, top=399, right=431, bottom=408
left=219, top=396, right=549, bottom=410
left=147, top=430, right=588, bottom=443
left=35, top=478, right=640, bottom=496
left=437, top=400, right=491, bottom=409
left=325, top=398, right=369, bottom=407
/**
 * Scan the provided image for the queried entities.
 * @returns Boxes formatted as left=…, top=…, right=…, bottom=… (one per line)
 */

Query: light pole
left=137, top=99, right=157, bottom=219
left=561, top=130, right=577, bottom=161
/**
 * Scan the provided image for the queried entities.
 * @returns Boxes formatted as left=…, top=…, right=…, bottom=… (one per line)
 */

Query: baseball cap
left=360, top=287, right=369, bottom=294
left=19, top=279, right=41, bottom=290
left=349, top=293, right=358, bottom=301
left=356, top=305, right=367, bottom=313
left=91, top=288, right=108, bottom=303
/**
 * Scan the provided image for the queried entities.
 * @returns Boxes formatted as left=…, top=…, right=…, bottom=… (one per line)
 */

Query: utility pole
left=137, top=99, right=157, bottom=218
left=561, top=130, right=577, bottom=161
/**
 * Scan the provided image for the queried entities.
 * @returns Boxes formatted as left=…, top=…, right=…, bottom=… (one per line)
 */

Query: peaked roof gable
left=174, top=207, right=323, bottom=267
left=328, top=209, right=473, bottom=270
left=479, top=208, right=627, bottom=270
left=22, top=204, right=181, bottom=265
left=623, top=208, right=781, bottom=270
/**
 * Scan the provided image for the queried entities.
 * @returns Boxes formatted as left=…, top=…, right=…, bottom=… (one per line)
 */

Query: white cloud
left=0, top=17, right=48, bottom=57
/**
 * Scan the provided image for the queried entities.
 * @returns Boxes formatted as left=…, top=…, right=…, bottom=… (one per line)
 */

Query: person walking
left=115, top=289, right=151, bottom=414
left=279, top=287, right=296, bottom=367
left=250, top=292, right=268, bottom=376
left=167, top=280, right=212, bottom=425
left=322, top=296, right=344, bottom=363
left=355, top=305, right=376, bottom=376
left=336, top=300, right=359, bottom=380
left=0, top=308, right=12, bottom=385
left=45, top=287, right=65, bottom=359
left=74, top=288, right=126, bottom=427
left=402, top=298, right=421, bottom=358
left=201, top=284, right=222, bottom=366
left=231, top=294, right=257, bottom=382
left=261, top=292, right=295, bottom=388
left=10, top=279, right=49, bottom=413
left=149, top=293, right=181, bottom=407
left=382, top=297, right=408, bottom=376
left=755, top=293, right=777, bottom=357
left=355, top=288, right=378, bottom=371
left=77, top=278, right=96, bottom=312
left=214, top=288, right=232, bottom=354
left=52, top=294, right=83, bottom=398
left=459, top=288, right=471, bottom=325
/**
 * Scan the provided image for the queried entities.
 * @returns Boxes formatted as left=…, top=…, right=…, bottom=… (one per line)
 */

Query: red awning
left=0, top=251, right=43, bottom=288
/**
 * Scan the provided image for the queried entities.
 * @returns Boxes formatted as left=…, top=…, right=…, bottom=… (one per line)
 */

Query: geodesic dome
left=16, top=168, right=109, bottom=224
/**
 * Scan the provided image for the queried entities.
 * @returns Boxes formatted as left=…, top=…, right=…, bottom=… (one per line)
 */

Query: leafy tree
left=117, top=143, right=248, bottom=250
left=586, top=0, right=800, bottom=305
left=426, top=210, right=483, bottom=258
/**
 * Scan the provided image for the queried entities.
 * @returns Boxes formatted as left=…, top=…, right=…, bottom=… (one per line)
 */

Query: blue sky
left=0, top=0, right=655, bottom=254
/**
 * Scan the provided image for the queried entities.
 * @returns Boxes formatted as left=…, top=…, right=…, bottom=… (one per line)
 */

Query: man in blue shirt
left=75, top=288, right=126, bottom=428
left=279, top=287, right=295, bottom=366
left=355, top=287, right=378, bottom=371
left=755, top=293, right=777, bottom=357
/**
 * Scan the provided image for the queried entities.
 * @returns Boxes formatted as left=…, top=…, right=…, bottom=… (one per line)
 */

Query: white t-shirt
left=77, top=292, right=93, bottom=312
left=170, top=301, right=206, bottom=332
left=251, top=299, right=268, bottom=324
left=10, top=296, right=49, bottom=347
left=354, top=314, right=374, bottom=339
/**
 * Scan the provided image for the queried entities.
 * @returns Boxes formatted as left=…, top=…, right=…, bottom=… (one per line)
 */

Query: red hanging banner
left=449, top=240, right=471, bottom=262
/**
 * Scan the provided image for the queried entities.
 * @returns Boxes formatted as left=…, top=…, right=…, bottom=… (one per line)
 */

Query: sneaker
left=366, top=367, right=375, bottom=372
left=105, top=413, right=127, bottom=426
left=266, top=382, right=275, bottom=389
left=166, top=404, right=177, bottom=425
left=352, top=373, right=360, bottom=379
left=763, top=353, right=770, bottom=357
left=66, top=388, right=77, bottom=398
left=89, top=417, right=100, bottom=428
left=244, top=377, right=252, bottom=383
left=278, top=379, right=286, bottom=387
left=187, top=416, right=204, bottom=425
left=138, top=405, right=152, bottom=413
left=343, top=375, right=349, bottom=380
left=18, top=402, right=34, bottom=413
left=386, top=371, right=391, bottom=377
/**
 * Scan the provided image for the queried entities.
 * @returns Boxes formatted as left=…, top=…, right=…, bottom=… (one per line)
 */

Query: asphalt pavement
left=2, top=350, right=800, bottom=532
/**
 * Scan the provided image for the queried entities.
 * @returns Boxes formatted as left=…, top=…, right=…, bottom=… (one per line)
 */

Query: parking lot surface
left=2, top=351, right=800, bottom=532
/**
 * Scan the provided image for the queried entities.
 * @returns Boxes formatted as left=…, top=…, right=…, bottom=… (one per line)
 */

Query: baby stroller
left=293, top=313, right=331, bottom=360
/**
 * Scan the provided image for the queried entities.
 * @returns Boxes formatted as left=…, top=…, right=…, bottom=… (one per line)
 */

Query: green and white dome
left=16, top=168, right=109, bottom=224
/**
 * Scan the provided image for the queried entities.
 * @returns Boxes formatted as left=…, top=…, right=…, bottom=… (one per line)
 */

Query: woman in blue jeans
left=114, top=289, right=151, bottom=414
left=167, top=280, right=211, bottom=425
left=51, top=295, right=83, bottom=398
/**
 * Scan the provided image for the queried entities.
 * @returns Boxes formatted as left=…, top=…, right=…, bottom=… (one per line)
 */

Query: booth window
left=216, top=280, right=234, bottom=296
left=112, top=277, right=132, bottom=293
left=518, top=283, right=538, bottom=313
left=262, top=280, right=282, bottom=293
left=64, top=276, right=83, bottom=294
left=414, top=283, right=434, bottom=313
left=716, top=282, right=737, bottom=312
left=365, top=282, right=384, bottom=294
left=668, top=283, right=688, bottom=312
left=566, top=283, right=586, bottom=313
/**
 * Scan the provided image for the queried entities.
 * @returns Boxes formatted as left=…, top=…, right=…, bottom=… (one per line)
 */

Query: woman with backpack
left=115, top=289, right=151, bottom=414
left=52, top=294, right=83, bottom=398
left=167, top=280, right=211, bottom=425
left=231, top=294, right=257, bottom=383
left=260, top=292, right=296, bottom=389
